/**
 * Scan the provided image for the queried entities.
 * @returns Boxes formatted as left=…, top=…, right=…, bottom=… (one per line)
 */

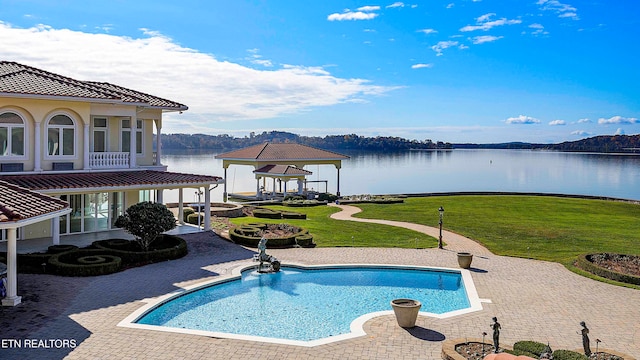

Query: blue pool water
left=137, top=266, right=471, bottom=342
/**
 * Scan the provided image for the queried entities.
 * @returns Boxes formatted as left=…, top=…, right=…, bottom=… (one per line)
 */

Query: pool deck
left=1, top=204, right=639, bottom=359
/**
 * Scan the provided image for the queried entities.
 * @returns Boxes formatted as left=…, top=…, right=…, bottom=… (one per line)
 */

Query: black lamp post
left=438, top=206, right=444, bottom=249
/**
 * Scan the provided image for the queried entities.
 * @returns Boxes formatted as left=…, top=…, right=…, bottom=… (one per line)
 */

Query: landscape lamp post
left=438, top=206, right=444, bottom=249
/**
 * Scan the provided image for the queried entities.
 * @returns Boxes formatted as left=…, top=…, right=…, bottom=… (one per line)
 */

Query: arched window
left=0, top=111, right=25, bottom=156
left=47, top=114, right=75, bottom=156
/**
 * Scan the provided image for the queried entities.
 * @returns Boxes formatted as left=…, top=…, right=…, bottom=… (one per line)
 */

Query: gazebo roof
left=215, top=143, right=349, bottom=162
left=253, top=165, right=313, bottom=177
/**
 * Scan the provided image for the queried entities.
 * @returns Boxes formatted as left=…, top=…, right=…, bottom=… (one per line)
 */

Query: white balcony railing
left=90, top=152, right=129, bottom=169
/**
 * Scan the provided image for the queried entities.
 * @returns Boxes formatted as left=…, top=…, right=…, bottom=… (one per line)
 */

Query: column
left=155, top=120, right=162, bottom=166
left=336, top=167, right=341, bottom=197
left=203, top=185, right=211, bottom=231
left=256, top=177, right=261, bottom=198
left=223, top=167, right=228, bottom=202
left=83, top=122, right=90, bottom=169
left=129, top=118, right=136, bottom=168
left=2, top=228, right=21, bottom=306
left=34, top=121, right=42, bottom=171
left=297, top=179, right=303, bottom=194
left=52, top=217, right=60, bottom=245
left=178, top=189, right=184, bottom=225
left=156, top=189, right=164, bottom=204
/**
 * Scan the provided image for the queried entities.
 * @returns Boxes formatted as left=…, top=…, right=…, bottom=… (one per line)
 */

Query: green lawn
left=353, top=195, right=640, bottom=265
left=229, top=204, right=438, bottom=248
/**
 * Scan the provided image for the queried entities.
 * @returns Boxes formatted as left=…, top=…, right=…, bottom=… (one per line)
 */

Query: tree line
left=158, top=131, right=452, bottom=151
left=157, top=131, right=640, bottom=153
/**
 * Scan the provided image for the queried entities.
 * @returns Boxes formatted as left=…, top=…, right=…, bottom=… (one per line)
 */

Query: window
left=121, top=119, right=143, bottom=154
left=92, top=117, right=108, bottom=152
left=0, top=112, right=25, bottom=156
left=47, top=114, right=75, bottom=156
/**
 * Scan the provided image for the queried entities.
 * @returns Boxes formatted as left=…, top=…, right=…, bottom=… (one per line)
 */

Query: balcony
left=89, top=152, right=129, bottom=169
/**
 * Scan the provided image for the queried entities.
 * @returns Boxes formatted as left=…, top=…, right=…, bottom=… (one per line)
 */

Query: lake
left=161, top=149, right=640, bottom=203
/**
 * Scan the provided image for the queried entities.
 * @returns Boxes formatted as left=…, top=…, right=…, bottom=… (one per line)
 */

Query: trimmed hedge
left=48, top=249, right=122, bottom=276
left=295, top=234, right=315, bottom=248
left=252, top=208, right=282, bottom=219
left=282, top=199, right=326, bottom=207
left=513, top=341, right=547, bottom=357
left=182, top=207, right=195, bottom=222
left=48, top=244, right=79, bottom=254
left=552, top=350, right=589, bottom=360
left=229, top=224, right=310, bottom=248
left=91, top=234, right=187, bottom=265
left=186, top=213, right=204, bottom=225
left=577, top=253, right=640, bottom=285
left=282, top=211, right=307, bottom=220
left=17, top=253, right=54, bottom=273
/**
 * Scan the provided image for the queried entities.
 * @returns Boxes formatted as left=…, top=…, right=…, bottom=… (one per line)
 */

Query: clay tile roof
left=0, top=180, right=68, bottom=223
left=0, top=61, right=187, bottom=111
left=254, top=165, right=313, bottom=176
left=0, top=170, right=223, bottom=192
left=215, top=143, right=349, bottom=161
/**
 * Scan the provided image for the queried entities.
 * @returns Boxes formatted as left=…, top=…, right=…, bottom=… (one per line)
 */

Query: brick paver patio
left=1, top=205, right=639, bottom=359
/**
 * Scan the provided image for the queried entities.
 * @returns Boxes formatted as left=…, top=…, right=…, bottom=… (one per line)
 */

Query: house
left=0, top=61, right=223, bottom=247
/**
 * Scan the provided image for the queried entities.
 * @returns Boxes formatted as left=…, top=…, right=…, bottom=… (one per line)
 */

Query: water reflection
left=160, top=149, right=640, bottom=202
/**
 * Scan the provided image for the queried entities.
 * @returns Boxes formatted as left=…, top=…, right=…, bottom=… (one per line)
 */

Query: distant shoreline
left=158, top=131, right=640, bottom=154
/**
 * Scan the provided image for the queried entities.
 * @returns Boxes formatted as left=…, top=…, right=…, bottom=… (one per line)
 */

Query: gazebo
left=0, top=180, right=70, bottom=306
left=215, top=143, right=349, bottom=201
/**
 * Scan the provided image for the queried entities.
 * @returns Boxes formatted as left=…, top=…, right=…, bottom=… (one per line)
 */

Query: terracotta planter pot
left=390, top=298, right=422, bottom=328
left=457, top=252, right=473, bottom=269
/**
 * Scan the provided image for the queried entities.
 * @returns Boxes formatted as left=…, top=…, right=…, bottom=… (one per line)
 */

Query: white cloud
left=577, top=118, right=591, bottom=123
left=549, top=119, right=566, bottom=126
left=528, top=23, right=547, bottom=36
left=431, top=41, right=459, bottom=56
left=411, top=63, right=433, bottom=69
left=358, top=5, right=381, bottom=12
left=476, top=13, right=495, bottom=23
left=446, top=3, right=455, bottom=9
left=615, top=128, right=625, bottom=135
left=537, top=0, right=579, bottom=20
left=460, top=14, right=522, bottom=32
left=417, top=28, right=437, bottom=35
left=328, top=11, right=378, bottom=21
left=0, top=22, right=396, bottom=128
left=471, top=35, right=503, bottom=44
left=571, top=130, right=591, bottom=136
left=597, top=116, right=639, bottom=125
left=505, top=115, right=541, bottom=124
left=386, top=2, right=405, bottom=8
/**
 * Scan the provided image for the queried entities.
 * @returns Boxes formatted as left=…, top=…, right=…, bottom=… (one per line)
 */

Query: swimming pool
left=121, top=264, right=483, bottom=346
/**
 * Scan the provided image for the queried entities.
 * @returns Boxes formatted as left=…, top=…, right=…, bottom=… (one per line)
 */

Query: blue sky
left=0, top=0, right=638, bottom=143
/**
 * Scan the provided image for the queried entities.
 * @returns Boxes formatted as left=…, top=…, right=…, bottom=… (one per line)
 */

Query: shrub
left=182, top=207, right=195, bottom=222
left=513, top=341, right=547, bottom=357
left=245, top=223, right=267, bottom=229
left=552, top=350, right=589, bottom=360
left=186, top=212, right=204, bottom=225
left=17, top=253, right=55, bottom=273
left=114, top=202, right=177, bottom=251
left=48, top=249, right=122, bottom=276
left=577, top=253, right=640, bottom=285
left=317, top=193, right=339, bottom=202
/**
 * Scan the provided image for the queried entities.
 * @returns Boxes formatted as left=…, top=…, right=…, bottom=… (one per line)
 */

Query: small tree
left=114, top=201, right=177, bottom=251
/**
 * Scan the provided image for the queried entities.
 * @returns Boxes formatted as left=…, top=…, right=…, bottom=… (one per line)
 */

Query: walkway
left=1, top=213, right=639, bottom=359
left=328, top=203, right=493, bottom=256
